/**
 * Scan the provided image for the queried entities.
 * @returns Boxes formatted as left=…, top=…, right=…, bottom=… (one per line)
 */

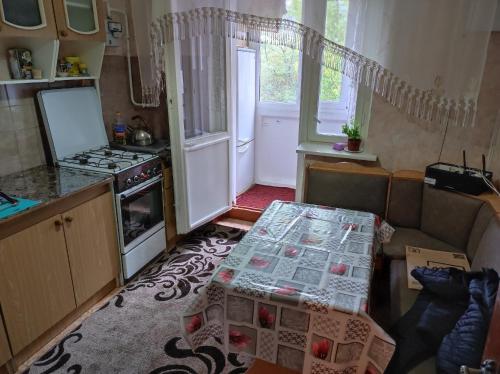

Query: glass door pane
left=120, top=181, right=164, bottom=248
left=180, top=33, right=227, bottom=140
left=2, top=0, right=43, bottom=28
left=65, top=0, right=96, bottom=33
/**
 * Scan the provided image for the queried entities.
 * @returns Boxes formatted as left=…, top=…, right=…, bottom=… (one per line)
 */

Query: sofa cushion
left=387, top=178, right=423, bottom=228
left=467, top=203, right=496, bottom=260
left=389, top=262, right=439, bottom=373
left=383, top=227, right=459, bottom=259
left=390, top=259, right=419, bottom=322
left=420, top=185, right=484, bottom=250
left=305, top=168, right=389, bottom=217
left=471, top=217, right=500, bottom=273
left=408, top=357, right=436, bottom=374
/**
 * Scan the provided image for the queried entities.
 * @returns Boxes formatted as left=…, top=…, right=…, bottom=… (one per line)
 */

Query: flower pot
left=347, top=138, right=361, bottom=152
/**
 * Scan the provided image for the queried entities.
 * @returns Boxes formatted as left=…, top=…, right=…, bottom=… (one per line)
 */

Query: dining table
left=181, top=200, right=395, bottom=374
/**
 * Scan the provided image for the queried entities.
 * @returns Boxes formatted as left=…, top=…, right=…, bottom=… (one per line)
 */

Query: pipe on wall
left=107, top=3, right=157, bottom=108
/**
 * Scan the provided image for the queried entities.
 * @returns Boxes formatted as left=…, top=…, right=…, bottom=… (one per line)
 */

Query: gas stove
left=37, top=87, right=167, bottom=281
left=58, top=146, right=163, bottom=193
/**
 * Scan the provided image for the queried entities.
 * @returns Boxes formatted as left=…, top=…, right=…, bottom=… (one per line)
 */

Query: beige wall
left=99, top=0, right=168, bottom=142
left=0, top=84, right=47, bottom=176
left=365, top=32, right=500, bottom=185
left=0, top=0, right=168, bottom=178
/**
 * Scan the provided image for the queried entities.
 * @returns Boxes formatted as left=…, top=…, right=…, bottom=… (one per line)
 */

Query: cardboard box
left=406, top=246, right=470, bottom=290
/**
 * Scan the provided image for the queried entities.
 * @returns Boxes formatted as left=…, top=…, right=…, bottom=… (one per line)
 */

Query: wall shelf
left=0, top=79, right=50, bottom=85
left=0, top=37, right=105, bottom=85
left=54, top=75, right=97, bottom=81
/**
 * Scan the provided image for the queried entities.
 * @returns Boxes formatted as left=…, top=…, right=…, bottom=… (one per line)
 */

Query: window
left=316, top=0, right=355, bottom=138
left=259, top=0, right=302, bottom=105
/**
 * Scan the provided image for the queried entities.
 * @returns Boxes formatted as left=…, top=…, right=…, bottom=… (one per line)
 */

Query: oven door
left=116, top=175, right=164, bottom=254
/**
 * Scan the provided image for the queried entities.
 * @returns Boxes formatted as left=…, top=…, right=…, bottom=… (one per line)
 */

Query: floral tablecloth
left=181, top=201, right=395, bottom=374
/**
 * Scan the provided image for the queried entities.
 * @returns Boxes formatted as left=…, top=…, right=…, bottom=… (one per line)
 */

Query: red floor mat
left=236, top=184, right=295, bottom=210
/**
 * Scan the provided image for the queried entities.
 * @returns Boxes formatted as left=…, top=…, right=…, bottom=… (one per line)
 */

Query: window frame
left=301, top=0, right=363, bottom=144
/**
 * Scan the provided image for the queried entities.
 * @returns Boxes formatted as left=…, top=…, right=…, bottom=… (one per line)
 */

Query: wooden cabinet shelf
left=0, top=0, right=106, bottom=85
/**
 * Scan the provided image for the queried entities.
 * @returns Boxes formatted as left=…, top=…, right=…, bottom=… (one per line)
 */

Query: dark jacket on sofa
left=387, top=267, right=499, bottom=374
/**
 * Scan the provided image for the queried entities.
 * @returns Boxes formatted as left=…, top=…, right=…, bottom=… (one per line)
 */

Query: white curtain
left=136, top=0, right=496, bottom=127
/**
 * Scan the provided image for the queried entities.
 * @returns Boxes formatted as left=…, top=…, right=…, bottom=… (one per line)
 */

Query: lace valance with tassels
left=140, top=1, right=496, bottom=128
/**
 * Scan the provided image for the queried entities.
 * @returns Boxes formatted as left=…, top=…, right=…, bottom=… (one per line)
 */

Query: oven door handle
left=119, top=175, right=163, bottom=199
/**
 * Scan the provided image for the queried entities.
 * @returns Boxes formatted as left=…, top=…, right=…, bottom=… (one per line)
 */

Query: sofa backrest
left=420, top=185, right=484, bottom=251
left=387, top=172, right=424, bottom=228
left=471, top=216, right=500, bottom=273
left=304, top=161, right=390, bottom=217
left=467, top=203, right=496, bottom=260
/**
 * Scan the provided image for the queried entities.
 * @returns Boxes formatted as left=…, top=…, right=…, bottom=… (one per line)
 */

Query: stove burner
left=107, top=162, right=117, bottom=169
left=133, top=154, right=138, bottom=160
left=104, top=149, right=114, bottom=157
left=78, top=157, right=88, bottom=164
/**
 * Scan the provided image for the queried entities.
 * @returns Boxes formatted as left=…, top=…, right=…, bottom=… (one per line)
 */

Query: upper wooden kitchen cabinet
left=0, top=0, right=57, bottom=38
left=52, top=0, right=105, bottom=41
left=63, top=191, right=119, bottom=306
left=0, top=215, right=76, bottom=354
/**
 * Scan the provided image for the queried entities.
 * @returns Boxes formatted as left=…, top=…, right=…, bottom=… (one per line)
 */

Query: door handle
left=237, top=143, right=250, bottom=153
left=60, top=30, right=68, bottom=37
left=64, top=216, right=74, bottom=223
left=54, top=219, right=63, bottom=230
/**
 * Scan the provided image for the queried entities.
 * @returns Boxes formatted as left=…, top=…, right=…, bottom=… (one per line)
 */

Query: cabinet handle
left=64, top=216, right=74, bottom=223
left=60, top=30, right=68, bottom=37
left=54, top=220, right=63, bottom=229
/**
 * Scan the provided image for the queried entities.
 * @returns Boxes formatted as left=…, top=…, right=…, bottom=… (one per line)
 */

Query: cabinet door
left=0, top=0, right=57, bottom=38
left=53, top=0, right=105, bottom=41
left=63, top=192, right=119, bottom=306
left=0, top=318, right=11, bottom=367
left=0, top=215, right=76, bottom=354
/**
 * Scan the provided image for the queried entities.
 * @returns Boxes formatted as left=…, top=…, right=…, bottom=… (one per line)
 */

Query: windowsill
left=296, top=142, right=377, bottom=162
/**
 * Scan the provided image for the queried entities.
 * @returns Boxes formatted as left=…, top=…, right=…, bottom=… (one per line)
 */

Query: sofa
left=386, top=172, right=500, bottom=373
left=304, top=164, right=500, bottom=373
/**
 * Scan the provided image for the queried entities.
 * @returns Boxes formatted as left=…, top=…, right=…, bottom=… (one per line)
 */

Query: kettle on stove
left=129, top=115, right=154, bottom=146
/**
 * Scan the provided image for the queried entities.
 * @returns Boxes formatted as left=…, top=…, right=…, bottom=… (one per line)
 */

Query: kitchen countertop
left=0, top=165, right=114, bottom=221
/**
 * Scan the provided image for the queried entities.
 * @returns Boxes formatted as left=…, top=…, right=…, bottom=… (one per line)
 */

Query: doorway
left=232, top=43, right=299, bottom=211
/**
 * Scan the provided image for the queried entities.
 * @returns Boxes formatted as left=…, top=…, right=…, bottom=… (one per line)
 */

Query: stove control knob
left=147, top=169, right=152, bottom=176
left=126, top=178, right=133, bottom=185
left=140, top=172, right=147, bottom=180
left=133, top=175, right=140, bottom=182
left=152, top=167, right=159, bottom=175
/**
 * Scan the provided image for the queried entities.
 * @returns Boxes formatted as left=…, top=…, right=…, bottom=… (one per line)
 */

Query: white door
left=165, top=33, right=233, bottom=234
left=237, top=48, right=256, bottom=143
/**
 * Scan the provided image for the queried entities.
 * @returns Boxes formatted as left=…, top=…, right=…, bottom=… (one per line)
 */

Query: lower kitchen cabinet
left=0, top=320, right=11, bottom=367
left=0, top=215, right=76, bottom=354
left=0, top=187, right=119, bottom=360
left=63, top=192, right=119, bottom=305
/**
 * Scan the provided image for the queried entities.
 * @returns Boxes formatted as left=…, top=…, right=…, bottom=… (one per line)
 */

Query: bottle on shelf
left=113, top=112, right=127, bottom=145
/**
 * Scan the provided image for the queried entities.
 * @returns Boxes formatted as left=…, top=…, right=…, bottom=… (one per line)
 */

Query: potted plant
left=342, top=120, right=362, bottom=152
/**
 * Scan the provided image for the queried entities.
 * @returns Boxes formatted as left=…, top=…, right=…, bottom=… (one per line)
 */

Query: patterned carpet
left=236, top=185, right=295, bottom=210
left=24, top=225, right=252, bottom=374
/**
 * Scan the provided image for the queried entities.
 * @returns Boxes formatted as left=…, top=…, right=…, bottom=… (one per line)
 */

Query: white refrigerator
left=236, top=48, right=256, bottom=195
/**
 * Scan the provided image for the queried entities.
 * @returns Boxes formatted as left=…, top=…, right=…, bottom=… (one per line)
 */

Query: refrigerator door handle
left=237, top=142, right=251, bottom=153
left=237, top=138, right=253, bottom=147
